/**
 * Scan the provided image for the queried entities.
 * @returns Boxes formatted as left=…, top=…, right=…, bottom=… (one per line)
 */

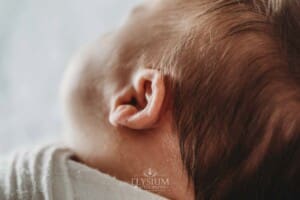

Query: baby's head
left=61, top=0, right=300, bottom=199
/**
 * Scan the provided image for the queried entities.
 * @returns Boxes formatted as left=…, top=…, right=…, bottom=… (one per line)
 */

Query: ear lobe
left=109, top=69, right=165, bottom=130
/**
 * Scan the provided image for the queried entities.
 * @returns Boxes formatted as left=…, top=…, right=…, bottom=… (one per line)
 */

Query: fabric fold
left=0, top=144, right=166, bottom=200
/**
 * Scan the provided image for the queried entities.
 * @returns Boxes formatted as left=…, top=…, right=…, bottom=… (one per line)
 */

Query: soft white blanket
left=0, top=145, right=166, bottom=200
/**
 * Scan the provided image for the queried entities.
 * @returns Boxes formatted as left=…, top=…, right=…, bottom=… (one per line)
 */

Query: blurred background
left=0, top=0, right=140, bottom=153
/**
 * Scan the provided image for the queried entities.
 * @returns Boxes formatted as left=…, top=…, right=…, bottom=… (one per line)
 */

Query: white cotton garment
left=0, top=145, right=167, bottom=200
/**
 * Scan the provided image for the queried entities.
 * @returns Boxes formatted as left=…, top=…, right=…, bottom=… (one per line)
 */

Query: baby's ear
left=109, top=69, right=165, bottom=130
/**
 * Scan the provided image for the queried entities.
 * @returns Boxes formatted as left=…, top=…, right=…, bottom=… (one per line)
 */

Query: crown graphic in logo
left=143, top=168, right=158, bottom=177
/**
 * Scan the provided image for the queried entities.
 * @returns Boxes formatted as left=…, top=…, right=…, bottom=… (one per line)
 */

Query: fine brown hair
left=144, top=0, right=300, bottom=199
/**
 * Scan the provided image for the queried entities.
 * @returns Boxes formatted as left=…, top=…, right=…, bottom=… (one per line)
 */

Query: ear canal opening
left=129, top=97, right=138, bottom=107
left=128, top=96, right=146, bottom=110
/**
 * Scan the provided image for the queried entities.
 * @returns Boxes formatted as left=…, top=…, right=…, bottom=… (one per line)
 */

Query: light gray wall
left=0, top=0, right=141, bottom=153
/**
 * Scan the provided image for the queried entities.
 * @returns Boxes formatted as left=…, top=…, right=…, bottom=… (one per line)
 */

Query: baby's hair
left=141, top=0, right=300, bottom=199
